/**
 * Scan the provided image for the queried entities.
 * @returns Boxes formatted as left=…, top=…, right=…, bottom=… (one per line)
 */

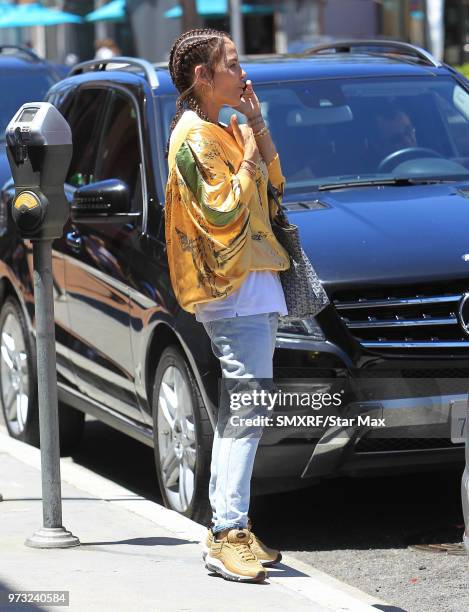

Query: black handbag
left=268, top=182, right=330, bottom=319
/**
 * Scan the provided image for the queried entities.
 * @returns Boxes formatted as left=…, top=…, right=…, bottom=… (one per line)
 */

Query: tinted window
left=95, top=91, right=142, bottom=210
left=66, top=88, right=108, bottom=187
left=161, top=76, right=469, bottom=192
left=49, top=87, right=76, bottom=122
left=0, top=69, right=57, bottom=141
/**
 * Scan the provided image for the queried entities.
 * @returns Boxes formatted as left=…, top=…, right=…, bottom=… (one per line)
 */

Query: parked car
left=1, top=42, right=468, bottom=524
left=0, top=45, right=62, bottom=190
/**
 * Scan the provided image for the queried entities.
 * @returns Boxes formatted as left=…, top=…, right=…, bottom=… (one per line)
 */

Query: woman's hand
left=233, top=79, right=261, bottom=120
left=228, top=114, right=261, bottom=164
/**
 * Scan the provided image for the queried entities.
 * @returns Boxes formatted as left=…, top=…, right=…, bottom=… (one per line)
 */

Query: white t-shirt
left=195, top=270, right=288, bottom=323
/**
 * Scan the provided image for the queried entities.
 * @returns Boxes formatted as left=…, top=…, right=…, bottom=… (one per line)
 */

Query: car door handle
left=66, top=230, right=82, bottom=252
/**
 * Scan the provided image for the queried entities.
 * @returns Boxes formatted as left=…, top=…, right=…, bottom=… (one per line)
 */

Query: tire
left=0, top=296, right=85, bottom=455
left=152, top=345, right=213, bottom=525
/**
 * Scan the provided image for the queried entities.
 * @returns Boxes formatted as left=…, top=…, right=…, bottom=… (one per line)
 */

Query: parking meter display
left=5, top=102, right=72, bottom=240
left=17, top=107, right=39, bottom=123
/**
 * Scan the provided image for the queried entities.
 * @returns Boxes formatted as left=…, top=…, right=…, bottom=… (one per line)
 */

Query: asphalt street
left=2, top=412, right=468, bottom=611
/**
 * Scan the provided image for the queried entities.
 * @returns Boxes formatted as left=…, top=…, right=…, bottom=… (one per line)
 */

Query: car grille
left=274, top=367, right=338, bottom=379
left=333, top=284, right=469, bottom=353
left=354, top=437, right=465, bottom=453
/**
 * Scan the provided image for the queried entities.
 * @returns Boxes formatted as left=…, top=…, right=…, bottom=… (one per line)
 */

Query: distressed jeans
left=202, top=312, right=278, bottom=534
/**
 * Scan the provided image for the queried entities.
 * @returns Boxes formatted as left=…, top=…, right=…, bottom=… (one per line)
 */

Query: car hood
left=283, top=183, right=469, bottom=293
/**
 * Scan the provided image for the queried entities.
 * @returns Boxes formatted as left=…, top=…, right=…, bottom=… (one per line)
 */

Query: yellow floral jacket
left=164, top=110, right=290, bottom=314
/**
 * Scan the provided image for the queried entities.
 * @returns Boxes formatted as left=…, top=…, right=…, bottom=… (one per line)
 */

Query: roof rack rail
left=0, top=44, right=42, bottom=62
left=303, top=39, right=441, bottom=68
left=68, top=56, right=159, bottom=88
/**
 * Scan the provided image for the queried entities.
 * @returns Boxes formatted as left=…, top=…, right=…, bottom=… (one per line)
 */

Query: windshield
left=160, top=75, right=469, bottom=192
left=0, top=70, right=57, bottom=141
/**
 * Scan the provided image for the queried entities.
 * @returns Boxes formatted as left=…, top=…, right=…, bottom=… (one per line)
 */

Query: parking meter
left=5, top=102, right=79, bottom=549
left=5, top=102, right=72, bottom=240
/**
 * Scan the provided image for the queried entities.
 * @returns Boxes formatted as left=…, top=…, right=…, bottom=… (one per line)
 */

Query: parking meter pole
left=5, top=102, right=79, bottom=548
left=24, top=241, right=79, bottom=548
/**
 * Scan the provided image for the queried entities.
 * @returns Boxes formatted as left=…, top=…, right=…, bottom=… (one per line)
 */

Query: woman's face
left=208, top=38, right=247, bottom=107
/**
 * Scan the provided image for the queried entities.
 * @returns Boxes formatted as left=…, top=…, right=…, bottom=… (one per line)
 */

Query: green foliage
left=454, top=64, right=469, bottom=78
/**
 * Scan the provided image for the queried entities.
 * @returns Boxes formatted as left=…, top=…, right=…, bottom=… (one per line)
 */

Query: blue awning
left=0, top=2, right=14, bottom=14
left=164, top=0, right=274, bottom=19
left=0, top=3, right=82, bottom=28
left=85, top=0, right=126, bottom=23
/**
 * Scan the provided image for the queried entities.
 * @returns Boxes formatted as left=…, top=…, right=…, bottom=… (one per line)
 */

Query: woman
left=165, top=28, right=290, bottom=583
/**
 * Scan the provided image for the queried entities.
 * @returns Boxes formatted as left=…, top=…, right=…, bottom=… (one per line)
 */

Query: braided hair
left=166, top=28, right=231, bottom=157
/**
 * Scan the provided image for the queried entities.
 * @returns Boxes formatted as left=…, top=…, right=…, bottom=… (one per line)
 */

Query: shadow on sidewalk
left=79, top=536, right=196, bottom=547
left=0, top=579, right=48, bottom=611
left=1, top=497, right=101, bottom=502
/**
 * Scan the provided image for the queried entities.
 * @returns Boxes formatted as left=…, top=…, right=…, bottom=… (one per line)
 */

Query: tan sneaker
left=247, top=518, right=282, bottom=566
left=202, top=523, right=282, bottom=567
left=204, top=529, right=267, bottom=583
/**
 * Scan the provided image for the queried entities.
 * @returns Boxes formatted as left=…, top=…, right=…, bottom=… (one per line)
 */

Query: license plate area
left=450, top=399, right=468, bottom=444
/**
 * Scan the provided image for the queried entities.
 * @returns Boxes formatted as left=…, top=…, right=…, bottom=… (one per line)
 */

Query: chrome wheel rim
left=0, top=313, right=29, bottom=435
left=157, top=364, right=197, bottom=513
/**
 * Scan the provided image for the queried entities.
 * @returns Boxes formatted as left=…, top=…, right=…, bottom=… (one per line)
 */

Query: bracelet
left=249, top=119, right=264, bottom=131
left=241, top=160, right=258, bottom=174
left=248, top=120, right=264, bottom=131
left=247, top=113, right=263, bottom=126
left=242, top=159, right=259, bottom=171
left=253, top=125, right=269, bottom=138
left=240, top=159, right=258, bottom=179
left=240, top=166, right=256, bottom=180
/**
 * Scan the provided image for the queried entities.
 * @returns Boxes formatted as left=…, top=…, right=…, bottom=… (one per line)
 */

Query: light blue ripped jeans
left=202, top=312, right=278, bottom=534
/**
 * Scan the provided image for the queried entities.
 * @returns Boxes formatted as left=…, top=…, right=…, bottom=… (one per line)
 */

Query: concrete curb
left=0, top=426, right=395, bottom=611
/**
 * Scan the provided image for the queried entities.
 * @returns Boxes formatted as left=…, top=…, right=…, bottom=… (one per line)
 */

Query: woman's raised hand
left=229, top=114, right=261, bottom=164
left=234, top=79, right=261, bottom=119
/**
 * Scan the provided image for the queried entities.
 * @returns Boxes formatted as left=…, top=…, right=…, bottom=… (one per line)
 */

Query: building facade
left=0, top=1, right=456, bottom=67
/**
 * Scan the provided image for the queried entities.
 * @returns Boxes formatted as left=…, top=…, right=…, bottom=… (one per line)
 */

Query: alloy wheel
left=0, top=312, right=29, bottom=436
left=156, top=364, right=197, bottom=513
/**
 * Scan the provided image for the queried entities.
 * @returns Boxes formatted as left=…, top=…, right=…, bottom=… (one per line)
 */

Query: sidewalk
left=0, top=429, right=392, bottom=612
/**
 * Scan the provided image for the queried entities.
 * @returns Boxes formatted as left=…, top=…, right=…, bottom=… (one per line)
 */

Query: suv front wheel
left=152, top=346, right=212, bottom=524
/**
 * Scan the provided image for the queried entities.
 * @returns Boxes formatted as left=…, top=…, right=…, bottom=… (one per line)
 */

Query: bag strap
left=267, top=180, right=289, bottom=227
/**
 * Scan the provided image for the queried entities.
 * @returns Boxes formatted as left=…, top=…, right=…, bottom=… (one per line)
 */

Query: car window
left=94, top=91, right=143, bottom=212
left=435, top=84, right=469, bottom=158
left=160, top=76, right=469, bottom=192
left=49, top=87, right=76, bottom=122
left=0, top=69, right=57, bottom=141
left=65, top=88, right=109, bottom=188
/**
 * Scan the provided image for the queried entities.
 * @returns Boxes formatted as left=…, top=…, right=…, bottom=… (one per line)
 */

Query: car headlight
left=277, top=316, right=325, bottom=341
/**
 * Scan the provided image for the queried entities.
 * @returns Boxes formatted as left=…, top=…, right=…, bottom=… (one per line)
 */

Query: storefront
left=380, top=0, right=427, bottom=47
left=445, top=0, right=469, bottom=64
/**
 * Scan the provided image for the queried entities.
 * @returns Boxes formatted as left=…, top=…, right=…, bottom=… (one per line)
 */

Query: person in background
left=368, top=102, right=417, bottom=163
left=94, top=38, right=121, bottom=60
left=64, top=53, right=79, bottom=66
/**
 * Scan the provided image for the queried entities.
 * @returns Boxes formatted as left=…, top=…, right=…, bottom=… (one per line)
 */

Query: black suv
left=1, top=43, right=468, bottom=522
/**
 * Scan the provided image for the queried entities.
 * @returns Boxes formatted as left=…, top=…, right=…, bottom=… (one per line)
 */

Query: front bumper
left=255, top=333, right=466, bottom=481
left=301, top=391, right=467, bottom=479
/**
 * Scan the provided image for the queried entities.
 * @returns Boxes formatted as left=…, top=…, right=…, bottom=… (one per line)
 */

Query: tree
left=181, top=0, right=201, bottom=31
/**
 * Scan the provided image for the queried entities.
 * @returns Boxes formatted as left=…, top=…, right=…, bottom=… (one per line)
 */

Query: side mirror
left=71, top=178, right=140, bottom=223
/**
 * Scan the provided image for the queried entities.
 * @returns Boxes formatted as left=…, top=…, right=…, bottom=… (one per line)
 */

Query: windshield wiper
left=318, top=177, right=450, bottom=191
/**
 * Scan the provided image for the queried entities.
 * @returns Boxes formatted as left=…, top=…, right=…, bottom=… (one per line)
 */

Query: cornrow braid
left=168, top=29, right=212, bottom=83
left=165, top=28, right=232, bottom=157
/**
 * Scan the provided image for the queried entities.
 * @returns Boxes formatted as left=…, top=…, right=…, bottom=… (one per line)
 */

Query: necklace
left=186, top=98, right=223, bottom=127
left=195, top=107, right=213, bottom=124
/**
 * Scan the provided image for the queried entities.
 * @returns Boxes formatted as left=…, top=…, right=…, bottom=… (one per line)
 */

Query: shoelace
left=232, top=542, right=256, bottom=562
